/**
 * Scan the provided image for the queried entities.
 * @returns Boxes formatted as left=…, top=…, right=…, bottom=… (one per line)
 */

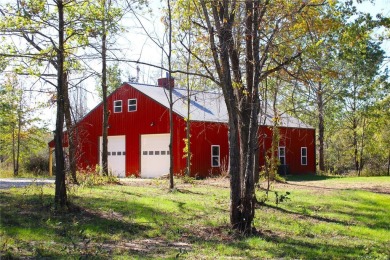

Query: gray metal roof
left=130, top=83, right=314, bottom=129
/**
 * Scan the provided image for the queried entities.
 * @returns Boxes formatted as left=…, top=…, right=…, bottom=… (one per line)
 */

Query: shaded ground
left=1, top=175, right=389, bottom=259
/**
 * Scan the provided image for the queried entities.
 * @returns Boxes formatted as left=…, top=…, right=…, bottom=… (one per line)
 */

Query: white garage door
left=99, top=135, right=126, bottom=177
left=141, top=134, right=170, bottom=178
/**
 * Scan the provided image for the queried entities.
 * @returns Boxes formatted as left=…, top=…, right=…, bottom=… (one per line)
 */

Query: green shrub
left=181, top=175, right=196, bottom=184
left=73, top=169, right=119, bottom=187
left=0, top=166, right=14, bottom=178
left=25, top=154, right=49, bottom=176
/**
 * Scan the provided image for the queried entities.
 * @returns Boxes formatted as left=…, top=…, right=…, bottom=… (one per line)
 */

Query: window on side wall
left=128, top=99, right=137, bottom=112
left=278, top=146, right=286, bottom=165
left=301, top=147, right=307, bottom=165
left=211, top=145, right=220, bottom=167
left=114, top=100, right=122, bottom=113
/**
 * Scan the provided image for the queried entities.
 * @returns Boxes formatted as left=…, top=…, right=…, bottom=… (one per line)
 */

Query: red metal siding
left=187, top=123, right=315, bottom=177
left=188, top=121, right=229, bottom=177
left=72, top=83, right=185, bottom=176
left=50, top=83, right=316, bottom=177
left=258, top=126, right=316, bottom=174
left=187, top=122, right=316, bottom=177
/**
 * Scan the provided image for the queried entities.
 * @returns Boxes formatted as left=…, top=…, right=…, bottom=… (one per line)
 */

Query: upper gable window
left=128, top=99, right=137, bottom=112
left=114, top=100, right=122, bottom=113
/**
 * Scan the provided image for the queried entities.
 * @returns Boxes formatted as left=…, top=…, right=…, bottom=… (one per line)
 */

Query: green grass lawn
left=1, top=176, right=389, bottom=259
left=0, top=168, right=50, bottom=178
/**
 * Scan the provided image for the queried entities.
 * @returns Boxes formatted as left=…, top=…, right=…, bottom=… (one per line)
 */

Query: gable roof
left=130, top=83, right=314, bottom=129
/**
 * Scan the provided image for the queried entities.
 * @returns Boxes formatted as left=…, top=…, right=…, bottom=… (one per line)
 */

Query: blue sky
left=0, top=0, right=388, bottom=129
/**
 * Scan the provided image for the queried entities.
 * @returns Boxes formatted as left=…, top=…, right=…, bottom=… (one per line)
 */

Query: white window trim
left=114, top=100, right=122, bottom=113
left=301, top=147, right=307, bottom=165
left=211, top=145, right=220, bottom=167
left=278, top=146, right=286, bottom=165
left=128, top=98, right=137, bottom=112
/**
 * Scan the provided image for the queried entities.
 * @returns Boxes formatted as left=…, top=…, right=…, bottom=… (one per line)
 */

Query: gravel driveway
left=0, top=178, right=55, bottom=189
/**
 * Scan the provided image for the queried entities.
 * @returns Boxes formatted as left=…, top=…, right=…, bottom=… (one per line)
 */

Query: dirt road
left=0, top=178, right=54, bottom=189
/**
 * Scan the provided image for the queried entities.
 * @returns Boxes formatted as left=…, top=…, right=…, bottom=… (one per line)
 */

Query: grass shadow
left=2, top=178, right=389, bottom=259
left=251, top=229, right=370, bottom=259
left=259, top=203, right=352, bottom=226
left=286, top=175, right=343, bottom=182
left=0, top=189, right=183, bottom=258
left=176, top=188, right=206, bottom=195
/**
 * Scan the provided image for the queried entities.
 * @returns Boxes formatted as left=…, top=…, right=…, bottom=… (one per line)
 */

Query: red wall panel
left=51, top=83, right=316, bottom=177
left=257, top=126, right=316, bottom=174
left=73, top=83, right=184, bottom=176
left=188, top=121, right=229, bottom=177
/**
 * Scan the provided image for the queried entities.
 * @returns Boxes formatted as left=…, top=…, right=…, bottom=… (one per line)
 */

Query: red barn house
left=48, top=78, right=316, bottom=178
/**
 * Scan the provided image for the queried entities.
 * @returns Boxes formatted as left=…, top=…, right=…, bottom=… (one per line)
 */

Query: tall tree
left=1, top=74, right=24, bottom=176
left=365, top=89, right=390, bottom=175
left=0, top=0, right=93, bottom=207
left=0, top=74, right=48, bottom=174
left=127, top=0, right=176, bottom=188
left=339, top=19, right=385, bottom=175
left=85, top=0, right=125, bottom=176
left=101, top=0, right=110, bottom=176
left=54, top=0, right=67, bottom=208
left=184, top=1, right=193, bottom=177
left=166, top=0, right=175, bottom=189
left=178, top=0, right=332, bottom=233
left=277, top=1, right=389, bottom=174
left=285, top=33, right=343, bottom=172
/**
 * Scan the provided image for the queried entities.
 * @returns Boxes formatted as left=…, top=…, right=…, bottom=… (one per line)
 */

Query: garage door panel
left=141, top=134, right=170, bottom=178
left=99, top=135, right=126, bottom=177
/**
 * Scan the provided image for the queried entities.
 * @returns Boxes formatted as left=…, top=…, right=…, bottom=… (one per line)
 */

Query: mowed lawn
left=1, top=176, right=389, bottom=259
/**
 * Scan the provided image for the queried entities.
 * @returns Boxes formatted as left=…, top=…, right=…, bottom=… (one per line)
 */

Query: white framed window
left=211, top=145, right=220, bottom=167
left=301, top=147, right=307, bottom=165
left=128, top=99, right=137, bottom=112
left=278, top=146, right=286, bottom=165
left=114, top=100, right=122, bottom=113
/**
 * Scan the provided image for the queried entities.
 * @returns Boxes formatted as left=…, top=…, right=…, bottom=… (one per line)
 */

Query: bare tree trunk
left=11, top=83, right=21, bottom=177
left=200, top=0, right=260, bottom=234
left=270, top=86, right=280, bottom=183
left=239, top=93, right=258, bottom=233
left=168, top=85, right=174, bottom=188
left=237, top=1, right=262, bottom=233
left=63, top=73, right=78, bottom=183
left=54, top=0, right=67, bottom=209
left=351, top=77, right=359, bottom=175
left=101, top=0, right=109, bottom=176
left=358, top=117, right=366, bottom=176
left=12, top=123, right=17, bottom=176
left=387, top=149, right=390, bottom=176
left=185, top=2, right=192, bottom=177
left=317, top=82, right=325, bottom=172
left=253, top=147, right=260, bottom=184
left=228, top=119, right=242, bottom=229
left=216, top=21, right=242, bottom=228
left=353, top=118, right=359, bottom=174
left=185, top=95, right=191, bottom=177
left=167, top=0, right=174, bottom=189
left=15, top=100, right=22, bottom=176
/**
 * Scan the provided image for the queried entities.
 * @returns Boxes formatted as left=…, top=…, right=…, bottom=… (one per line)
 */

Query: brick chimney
left=157, top=77, right=174, bottom=89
